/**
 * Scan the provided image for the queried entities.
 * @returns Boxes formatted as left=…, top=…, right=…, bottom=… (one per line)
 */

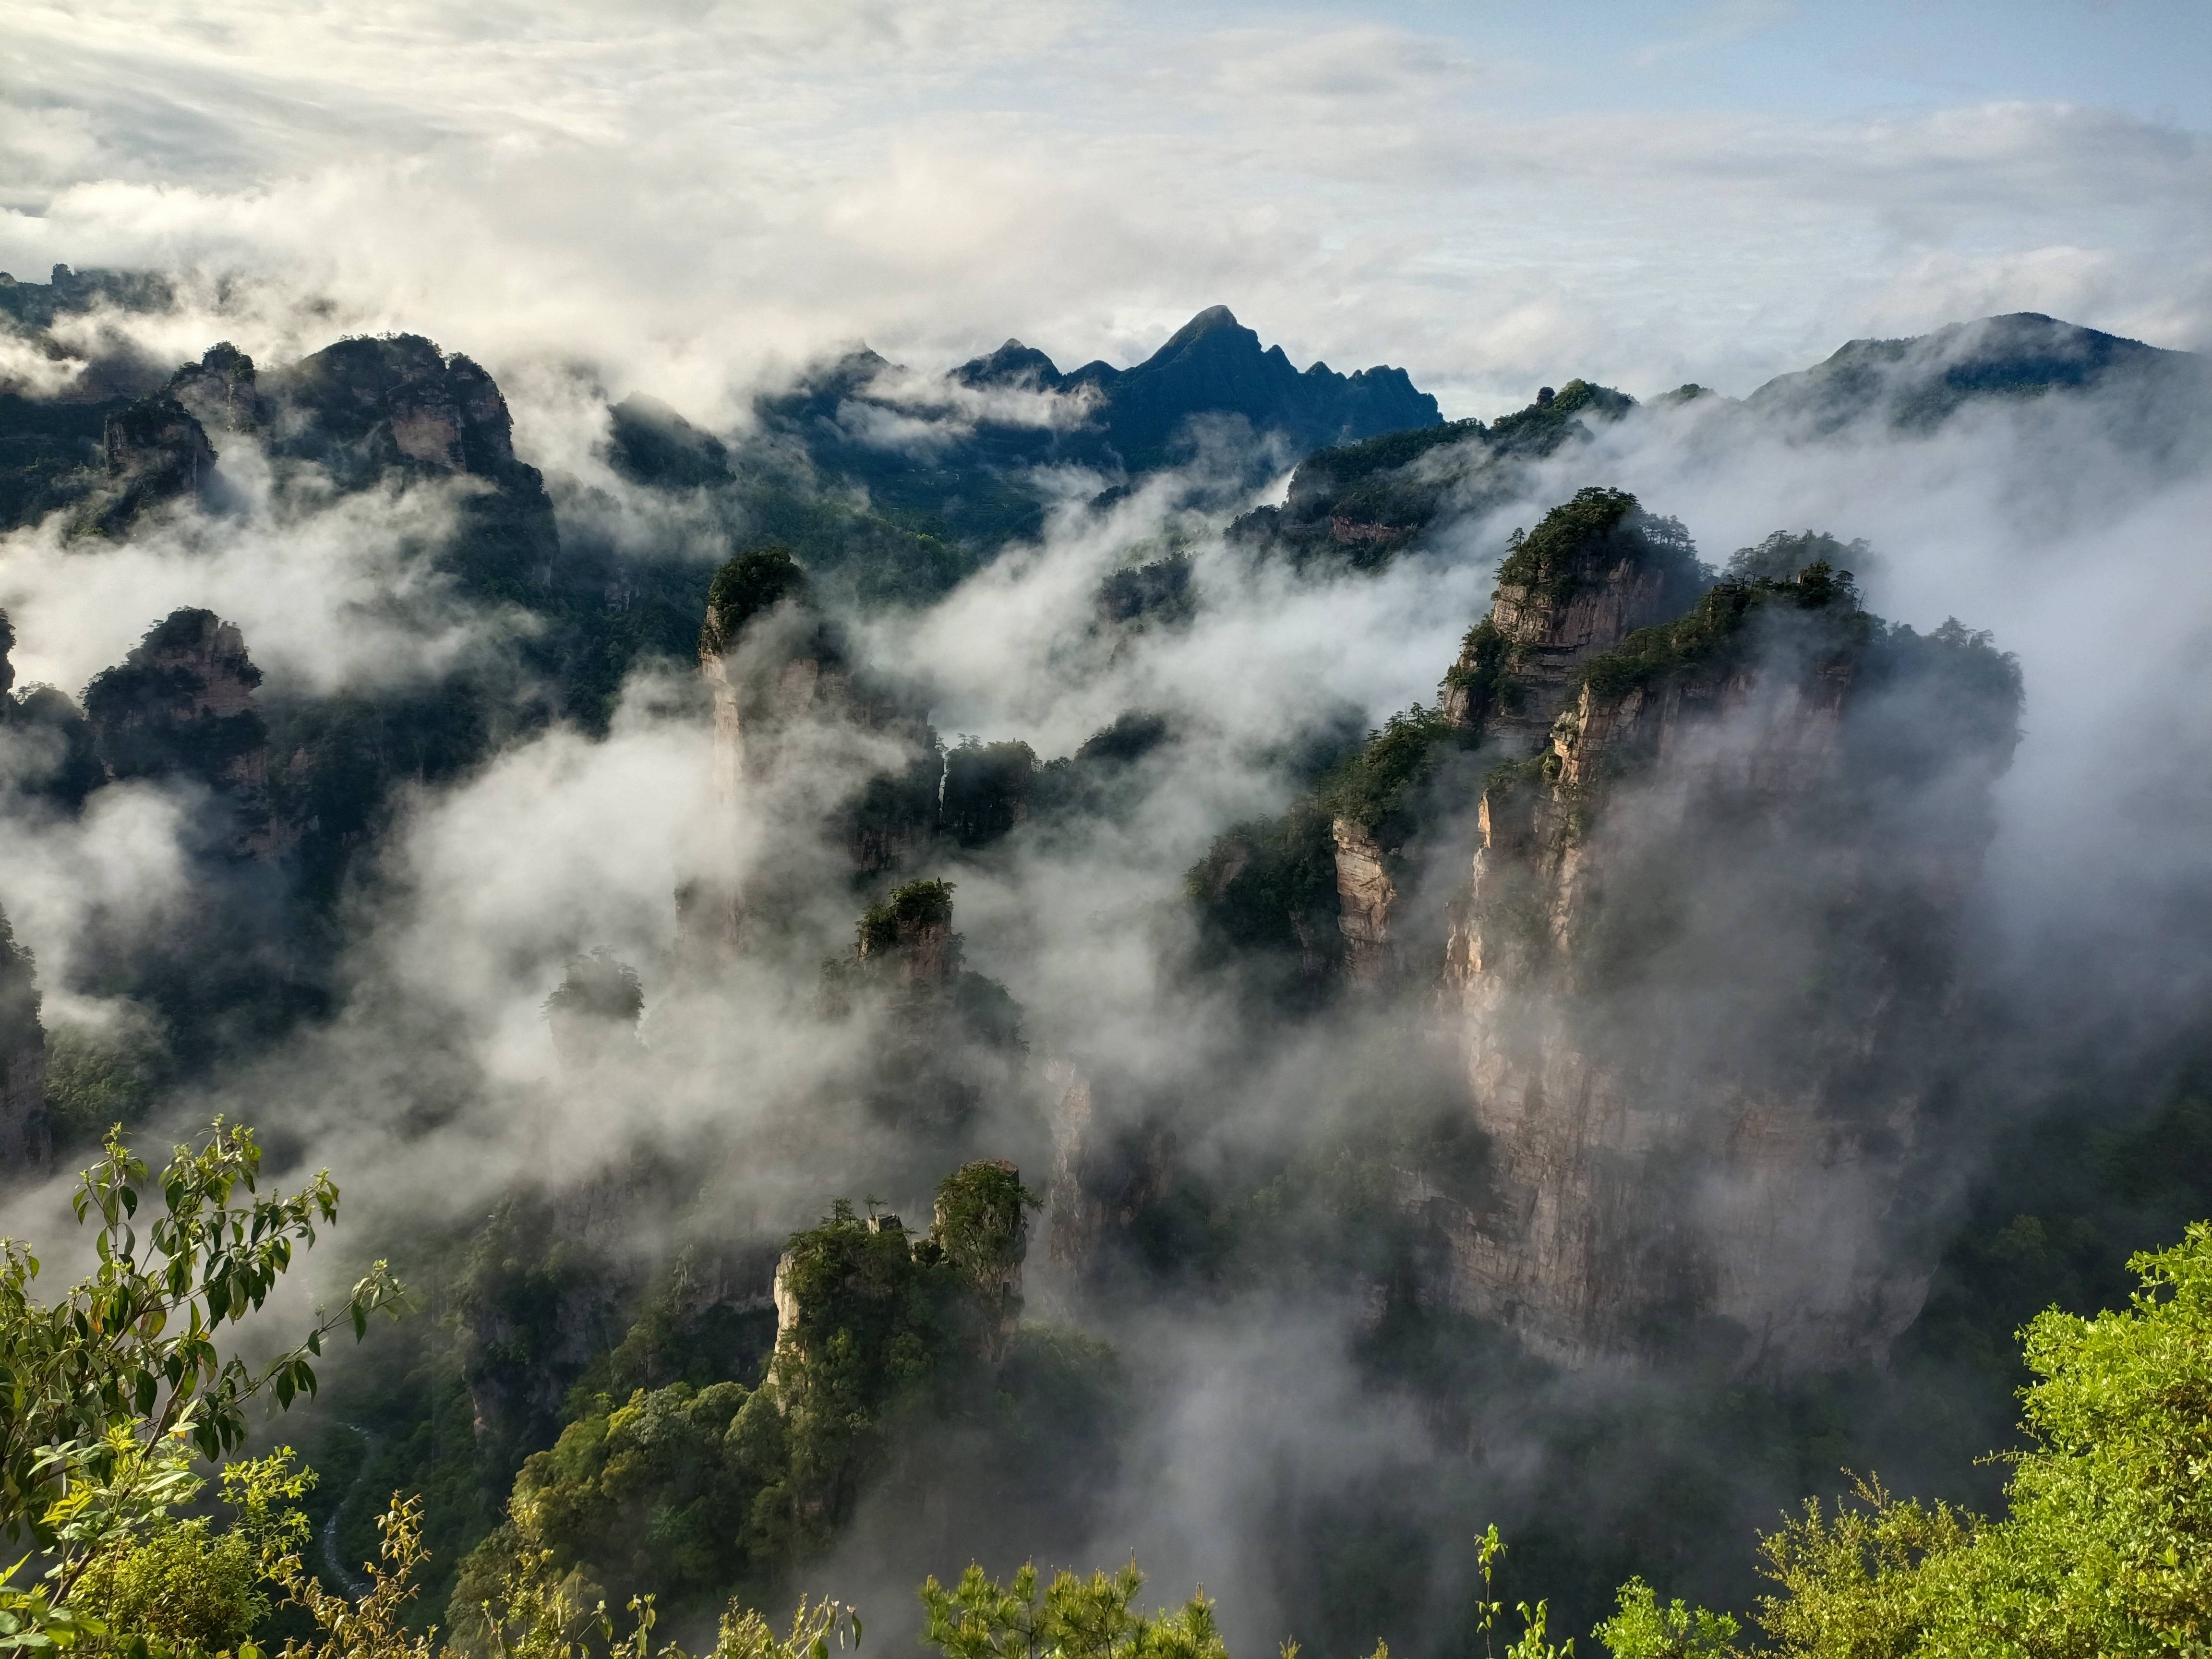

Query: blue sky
left=1377, top=2, right=2212, bottom=124
left=0, top=1, right=2204, bottom=415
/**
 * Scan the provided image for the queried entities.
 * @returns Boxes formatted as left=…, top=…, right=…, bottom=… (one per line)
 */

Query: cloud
left=0, top=445, right=521, bottom=699
left=2, top=5, right=2204, bottom=426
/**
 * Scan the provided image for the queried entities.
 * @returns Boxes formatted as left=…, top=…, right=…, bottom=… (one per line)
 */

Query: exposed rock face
left=1330, top=818, right=1396, bottom=979
left=267, top=333, right=519, bottom=480
left=0, top=906, right=50, bottom=1171
left=1330, top=488, right=1704, bottom=970
left=1428, top=566, right=2021, bottom=1371
left=1444, top=487, right=1705, bottom=747
left=680, top=548, right=857, bottom=964
left=81, top=608, right=290, bottom=858
left=89, top=393, right=215, bottom=530
left=856, top=895, right=959, bottom=990
left=168, top=342, right=264, bottom=434
left=261, top=334, right=561, bottom=593
left=677, top=546, right=938, bottom=969
left=1298, top=491, right=2021, bottom=1371
left=1041, top=1058, right=1180, bottom=1286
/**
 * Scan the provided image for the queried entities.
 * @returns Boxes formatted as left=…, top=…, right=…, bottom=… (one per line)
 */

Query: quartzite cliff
left=1332, top=493, right=2020, bottom=1370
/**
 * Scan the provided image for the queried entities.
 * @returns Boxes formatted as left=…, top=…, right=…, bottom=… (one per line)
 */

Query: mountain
left=1231, top=314, right=2212, bottom=577
left=1743, top=310, right=2210, bottom=433
left=954, top=303, right=1442, bottom=468
left=9, top=269, right=2212, bottom=1648
left=1174, top=495, right=2025, bottom=1371
left=602, top=306, right=1443, bottom=607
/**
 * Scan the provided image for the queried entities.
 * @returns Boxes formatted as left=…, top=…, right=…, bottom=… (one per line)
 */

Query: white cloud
left=0, top=3, right=2200, bottom=428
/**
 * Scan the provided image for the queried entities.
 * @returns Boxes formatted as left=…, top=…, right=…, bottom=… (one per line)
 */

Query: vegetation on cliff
left=701, top=547, right=811, bottom=659
left=1570, top=557, right=1871, bottom=703
left=1227, top=384, right=1642, bottom=574
left=1318, top=704, right=1472, bottom=843
left=446, top=1161, right=1077, bottom=1632
left=1492, top=486, right=1702, bottom=608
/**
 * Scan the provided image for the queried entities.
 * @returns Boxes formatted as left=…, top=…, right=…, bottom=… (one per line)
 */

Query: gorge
left=0, top=265, right=2204, bottom=1649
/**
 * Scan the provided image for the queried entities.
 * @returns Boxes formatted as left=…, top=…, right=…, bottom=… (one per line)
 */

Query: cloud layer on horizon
left=1, top=0, right=2207, bottom=422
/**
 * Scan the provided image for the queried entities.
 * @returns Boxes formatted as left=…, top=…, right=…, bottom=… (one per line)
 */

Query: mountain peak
left=1152, top=304, right=1249, bottom=359
left=1748, top=310, right=2202, bottom=433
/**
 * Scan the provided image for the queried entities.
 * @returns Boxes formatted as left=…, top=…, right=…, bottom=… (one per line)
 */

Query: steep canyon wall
left=1331, top=499, right=2020, bottom=1370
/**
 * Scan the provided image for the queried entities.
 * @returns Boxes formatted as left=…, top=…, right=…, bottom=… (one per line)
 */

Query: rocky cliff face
left=1305, top=495, right=2021, bottom=1371
left=1327, top=489, right=1704, bottom=978
left=1042, top=1058, right=1179, bottom=1289
left=678, top=546, right=938, bottom=969
left=0, top=906, right=50, bottom=1171
left=266, top=334, right=520, bottom=481
left=81, top=608, right=291, bottom=858
left=1330, top=819, right=1397, bottom=976
left=83, top=391, right=216, bottom=533
left=1418, top=552, right=2020, bottom=1371
left=168, top=342, right=263, bottom=435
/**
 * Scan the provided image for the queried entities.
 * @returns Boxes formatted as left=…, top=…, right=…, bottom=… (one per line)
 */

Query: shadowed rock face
left=1304, top=485, right=2021, bottom=1372
left=87, top=393, right=216, bottom=531
left=265, top=333, right=520, bottom=480
left=82, top=608, right=291, bottom=858
left=676, top=550, right=941, bottom=970
left=0, top=907, right=49, bottom=1172
left=168, top=342, right=263, bottom=434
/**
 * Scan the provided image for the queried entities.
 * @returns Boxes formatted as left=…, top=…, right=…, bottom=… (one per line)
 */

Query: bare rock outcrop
left=1433, top=559, right=2021, bottom=1371
left=1331, top=488, right=1703, bottom=972
left=1040, top=1058, right=1180, bottom=1288
left=81, top=608, right=292, bottom=858
left=677, top=545, right=937, bottom=969
left=1330, top=818, right=1397, bottom=977
left=168, top=342, right=264, bottom=435
left=82, top=393, right=216, bottom=533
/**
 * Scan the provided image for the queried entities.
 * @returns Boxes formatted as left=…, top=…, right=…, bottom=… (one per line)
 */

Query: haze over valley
left=3, top=7, right=2212, bottom=1656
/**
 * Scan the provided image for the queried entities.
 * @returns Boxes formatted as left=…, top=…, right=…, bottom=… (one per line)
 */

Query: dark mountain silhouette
left=956, top=303, right=1441, bottom=467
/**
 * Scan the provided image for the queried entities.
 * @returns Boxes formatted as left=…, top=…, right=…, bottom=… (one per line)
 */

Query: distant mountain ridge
left=3, top=262, right=2205, bottom=608
left=1742, top=311, right=2205, bottom=433
left=953, top=303, right=1441, bottom=467
left=1233, top=312, right=2211, bottom=574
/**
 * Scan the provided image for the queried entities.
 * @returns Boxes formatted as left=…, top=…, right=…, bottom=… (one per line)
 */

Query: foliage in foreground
left=0, top=1121, right=406, bottom=1649
left=8, top=1115, right=2212, bottom=1659
left=1596, top=1221, right=2212, bottom=1657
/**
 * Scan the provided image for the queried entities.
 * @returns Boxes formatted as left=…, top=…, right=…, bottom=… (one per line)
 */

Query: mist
left=2, top=7, right=2210, bottom=1651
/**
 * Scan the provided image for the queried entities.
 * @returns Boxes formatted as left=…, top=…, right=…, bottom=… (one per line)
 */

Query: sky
left=2, top=0, right=2208, bottom=415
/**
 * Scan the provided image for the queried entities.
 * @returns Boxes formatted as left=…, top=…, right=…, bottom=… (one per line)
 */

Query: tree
left=0, top=1121, right=407, bottom=1634
left=920, top=1561, right=1225, bottom=1659
left=1596, top=1220, right=2212, bottom=1657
